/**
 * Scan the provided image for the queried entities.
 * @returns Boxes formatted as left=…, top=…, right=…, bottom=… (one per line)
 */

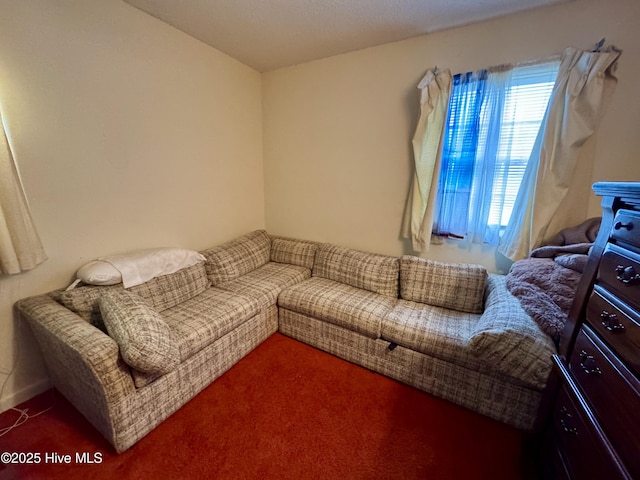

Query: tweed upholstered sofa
left=16, top=229, right=556, bottom=453
left=16, top=230, right=316, bottom=453
left=279, top=246, right=557, bottom=430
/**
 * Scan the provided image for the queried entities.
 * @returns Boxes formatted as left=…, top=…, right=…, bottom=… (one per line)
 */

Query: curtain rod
left=487, top=54, right=562, bottom=73
left=466, top=39, right=621, bottom=75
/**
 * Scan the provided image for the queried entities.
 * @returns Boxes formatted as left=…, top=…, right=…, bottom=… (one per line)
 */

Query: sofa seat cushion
left=382, top=300, right=481, bottom=372
left=162, top=288, right=261, bottom=362
left=400, top=256, right=487, bottom=314
left=468, top=275, right=556, bottom=389
left=278, top=277, right=396, bottom=339
left=313, top=244, right=399, bottom=298
left=201, top=230, right=271, bottom=286
left=218, top=262, right=311, bottom=309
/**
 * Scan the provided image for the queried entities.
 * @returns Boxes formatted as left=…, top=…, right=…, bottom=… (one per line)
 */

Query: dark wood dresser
left=542, top=182, right=640, bottom=479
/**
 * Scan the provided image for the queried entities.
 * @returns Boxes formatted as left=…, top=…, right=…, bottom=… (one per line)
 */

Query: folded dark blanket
left=530, top=242, right=592, bottom=258
left=506, top=258, right=582, bottom=342
left=529, top=243, right=592, bottom=273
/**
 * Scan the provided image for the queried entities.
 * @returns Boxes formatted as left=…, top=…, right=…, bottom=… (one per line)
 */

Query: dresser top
left=593, top=182, right=640, bottom=199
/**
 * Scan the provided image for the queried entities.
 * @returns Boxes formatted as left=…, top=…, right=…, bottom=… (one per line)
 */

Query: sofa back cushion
left=313, top=244, right=399, bottom=298
left=52, top=263, right=209, bottom=330
left=129, top=263, right=210, bottom=312
left=399, top=255, right=487, bottom=314
left=52, top=284, right=123, bottom=331
left=201, top=230, right=271, bottom=286
left=270, top=236, right=318, bottom=269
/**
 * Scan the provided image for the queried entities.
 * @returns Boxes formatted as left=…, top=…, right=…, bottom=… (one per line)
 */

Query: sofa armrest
left=468, top=275, right=556, bottom=389
left=16, top=294, right=135, bottom=440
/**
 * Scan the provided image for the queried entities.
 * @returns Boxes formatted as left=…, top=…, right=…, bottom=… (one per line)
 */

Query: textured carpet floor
left=0, top=333, right=528, bottom=479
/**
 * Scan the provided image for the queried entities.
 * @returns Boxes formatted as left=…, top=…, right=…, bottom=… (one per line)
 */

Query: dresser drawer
left=568, top=327, right=640, bottom=477
left=611, top=209, right=640, bottom=250
left=551, top=381, right=630, bottom=480
left=587, top=286, right=640, bottom=377
left=598, top=244, right=640, bottom=310
left=541, top=427, right=571, bottom=480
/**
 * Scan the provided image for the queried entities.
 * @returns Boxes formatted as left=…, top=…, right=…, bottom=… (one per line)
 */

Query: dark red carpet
left=0, top=333, right=529, bottom=479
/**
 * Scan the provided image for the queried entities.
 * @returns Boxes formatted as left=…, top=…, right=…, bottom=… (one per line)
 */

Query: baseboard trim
left=0, top=377, right=51, bottom=413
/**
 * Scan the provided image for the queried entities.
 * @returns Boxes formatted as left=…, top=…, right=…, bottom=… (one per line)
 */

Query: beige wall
left=2, top=0, right=639, bottom=413
left=263, top=0, right=640, bottom=271
left=0, top=0, right=264, bottom=410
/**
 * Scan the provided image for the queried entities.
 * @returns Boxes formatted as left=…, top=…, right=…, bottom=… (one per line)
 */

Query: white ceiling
left=124, top=0, right=570, bottom=72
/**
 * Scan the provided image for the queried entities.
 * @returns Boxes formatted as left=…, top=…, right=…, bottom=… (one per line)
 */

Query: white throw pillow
left=76, top=260, right=122, bottom=286
left=72, top=247, right=206, bottom=288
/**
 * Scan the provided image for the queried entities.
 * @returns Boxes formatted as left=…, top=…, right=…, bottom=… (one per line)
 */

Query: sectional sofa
left=15, top=230, right=556, bottom=453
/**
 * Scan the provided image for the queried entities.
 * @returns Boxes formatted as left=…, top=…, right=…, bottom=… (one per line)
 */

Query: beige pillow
left=99, top=290, right=179, bottom=375
left=400, top=255, right=487, bottom=314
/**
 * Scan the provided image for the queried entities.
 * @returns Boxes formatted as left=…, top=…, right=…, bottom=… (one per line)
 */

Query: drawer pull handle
left=614, top=221, right=634, bottom=231
left=559, top=406, right=578, bottom=435
left=615, top=265, right=640, bottom=285
left=600, top=311, right=626, bottom=333
left=579, top=350, right=601, bottom=375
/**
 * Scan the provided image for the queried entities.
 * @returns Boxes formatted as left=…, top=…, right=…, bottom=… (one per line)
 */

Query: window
left=433, top=61, right=559, bottom=245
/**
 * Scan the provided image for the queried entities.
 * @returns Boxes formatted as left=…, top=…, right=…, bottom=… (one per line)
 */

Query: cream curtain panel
left=499, top=46, right=621, bottom=261
left=402, top=68, right=452, bottom=252
left=0, top=105, right=47, bottom=274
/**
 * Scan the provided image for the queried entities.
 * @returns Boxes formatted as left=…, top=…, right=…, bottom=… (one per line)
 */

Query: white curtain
left=401, top=68, right=452, bottom=252
left=468, top=68, right=513, bottom=245
left=499, top=47, right=621, bottom=261
left=0, top=103, right=47, bottom=274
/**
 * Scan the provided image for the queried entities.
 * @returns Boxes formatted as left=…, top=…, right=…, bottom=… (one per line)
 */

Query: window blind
left=434, top=59, right=559, bottom=241
left=488, top=62, right=558, bottom=227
